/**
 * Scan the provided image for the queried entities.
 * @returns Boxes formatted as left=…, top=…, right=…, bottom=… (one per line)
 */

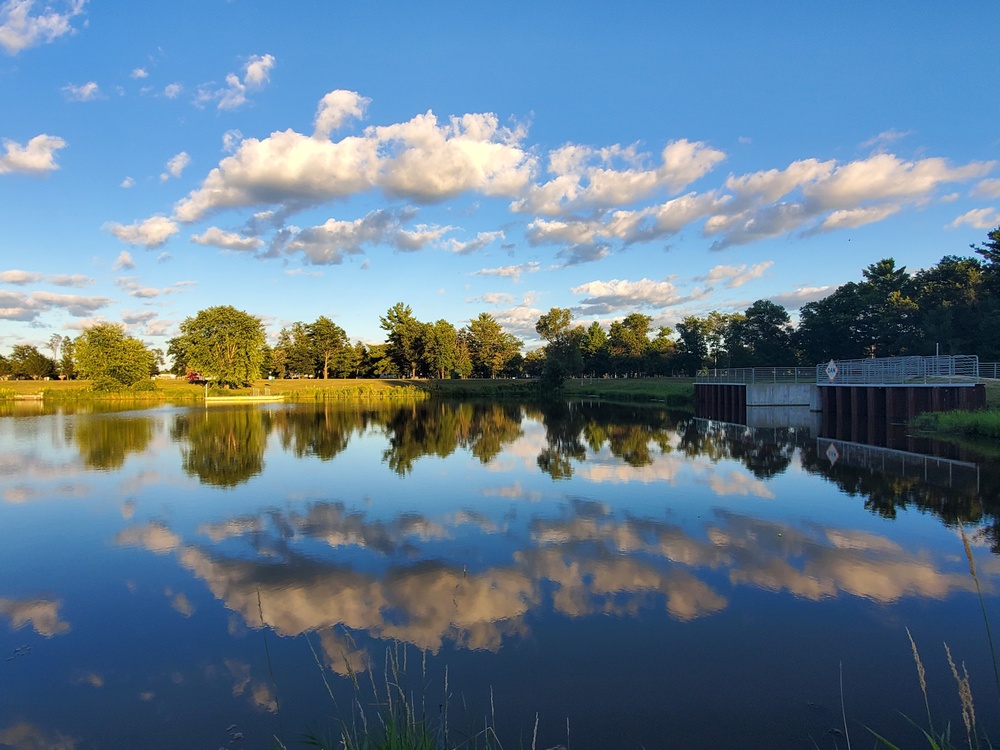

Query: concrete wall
left=746, top=383, right=821, bottom=410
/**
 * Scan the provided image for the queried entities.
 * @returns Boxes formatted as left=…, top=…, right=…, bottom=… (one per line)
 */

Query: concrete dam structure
left=695, top=355, right=987, bottom=438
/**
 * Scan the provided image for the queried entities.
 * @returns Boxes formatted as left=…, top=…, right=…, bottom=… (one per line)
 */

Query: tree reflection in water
left=70, top=415, right=155, bottom=470
left=171, top=408, right=273, bottom=487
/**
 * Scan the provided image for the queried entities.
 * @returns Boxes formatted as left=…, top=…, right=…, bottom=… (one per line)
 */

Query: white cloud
left=769, top=285, right=835, bottom=309
left=173, top=127, right=379, bottom=222
left=120, top=176, right=134, bottom=188
left=948, top=208, right=1000, bottom=231
left=243, top=53, right=275, bottom=86
left=160, top=151, right=190, bottom=181
left=0, top=270, right=91, bottom=288
left=701, top=261, right=774, bottom=289
left=860, top=129, right=912, bottom=150
left=112, top=250, right=135, bottom=270
left=30, top=290, right=110, bottom=316
left=468, top=292, right=515, bottom=305
left=973, top=179, right=1000, bottom=199
left=191, top=227, right=263, bottom=252
left=446, top=230, right=505, bottom=255
left=104, top=215, right=178, bottom=248
left=221, top=129, right=242, bottom=153
left=115, top=277, right=193, bottom=299
left=0, top=0, right=87, bottom=55
left=817, top=203, right=900, bottom=232
left=473, top=262, right=540, bottom=282
left=196, top=53, right=275, bottom=111
left=130, top=67, right=147, bottom=79
left=0, top=270, right=41, bottom=285
left=513, top=139, right=725, bottom=217
left=62, top=80, right=100, bottom=101
left=571, top=277, right=705, bottom=315
left=164, top=82, right=182, bottom=99
left=278, top=209, right=442, bottom=264
left=0, top=134, right=66, bottom=174
left=373, top=111, right=534, bottom=203
left=314, top=90, right=368, bottom=139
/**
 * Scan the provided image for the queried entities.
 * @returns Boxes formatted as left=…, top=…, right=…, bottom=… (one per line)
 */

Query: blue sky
left=1, top=0, right=998, bottom=354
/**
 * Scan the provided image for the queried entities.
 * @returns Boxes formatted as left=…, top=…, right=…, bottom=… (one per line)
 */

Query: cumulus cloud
left=707, top=153, right=994, bottom=250
left=160, top=151, right=190, bottom=181
left=112, top=250, right=134, bottom=270
left=0, top=269, right=90, bottom=287
left=277, top=208, right=445, bottom=265
left=196, top=53, right=275, bottom=111
left=973, top=178, right=1000, bottom=199
left=104, top=215, right=178, bottom=248
left=468, top=291, right=515, bottom=305
left=62, top=80, right=99, bottom=101
left=571, top=277, right=705, bottom=315
left=0, top=0, right=88, bottom=55
left=0, top=133, right=66, bottom=174
left=191, top=227, right=263, bottom=252
left=164, top=82, right=182, bottom=99
left=173, top=95, right=533, bottom=223
left=512, top=139, right=725, bottom=217
left=314, top=90, right=368, bottom=139
left=700, top=261, right=773, bottom=289
left=446, top=230, right=504, bottom=255
left=0, top=288, right=109, bottom=319
left=948, top=207, right=1000, bottom=231
left=130, top=66, right=147, bottom=79
left=120, top=176, right=134, bottom=188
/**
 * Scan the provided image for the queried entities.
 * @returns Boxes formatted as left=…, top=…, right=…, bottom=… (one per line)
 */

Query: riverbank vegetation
left=2, top=228, right=999, bottom=391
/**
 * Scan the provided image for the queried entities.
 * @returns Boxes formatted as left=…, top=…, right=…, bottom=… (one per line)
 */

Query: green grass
left=562, top=376, right=695, bottom=406
left=911, top=408, right=1000, bottom=439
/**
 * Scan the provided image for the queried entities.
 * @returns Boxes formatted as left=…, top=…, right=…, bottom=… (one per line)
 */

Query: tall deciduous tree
left=175, top=306, right=266, bottom=388
left=74, top=323, right=154, bottom=389
left=423, top=319, right=459, bottom=379
left=308, top=316, right=349, bottom=379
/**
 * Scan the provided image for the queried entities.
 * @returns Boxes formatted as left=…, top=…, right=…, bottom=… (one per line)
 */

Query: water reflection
left=2, top=400, right=998, bottom=748
left=171, top=408, right=273, bottom=487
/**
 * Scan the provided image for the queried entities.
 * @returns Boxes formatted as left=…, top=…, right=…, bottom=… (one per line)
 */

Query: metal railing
left=980, top=362, right=1000, bottom=380
left=695, top=366, right=816, bottom=385
left=817, top=354, right=979, bottom=386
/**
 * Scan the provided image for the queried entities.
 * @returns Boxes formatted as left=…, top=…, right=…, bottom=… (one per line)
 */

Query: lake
left=0, top=399, right=997, bottom=749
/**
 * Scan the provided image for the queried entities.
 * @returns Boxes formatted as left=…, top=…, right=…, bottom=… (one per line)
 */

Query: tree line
left=2, top=228, right=998, bottom=388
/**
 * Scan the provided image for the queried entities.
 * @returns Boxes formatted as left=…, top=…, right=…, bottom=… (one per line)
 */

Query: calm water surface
left=0, top=400, right=997, bottom=749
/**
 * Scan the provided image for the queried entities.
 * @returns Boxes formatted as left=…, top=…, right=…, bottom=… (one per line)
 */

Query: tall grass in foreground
left=273, top=636, right=566, bottom=750
left=870, top=527, right=998, bottom=750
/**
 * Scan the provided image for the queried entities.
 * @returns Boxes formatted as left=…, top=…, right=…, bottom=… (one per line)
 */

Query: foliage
left=463, top=312, right=521, bottom=379
left=173, top=305, right=266, bottom=388
left=74, top=323, right=155, bottom=389
left=8, top=344, right=57, bottom=380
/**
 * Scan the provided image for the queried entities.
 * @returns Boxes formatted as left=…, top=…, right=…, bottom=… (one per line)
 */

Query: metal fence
left=981, top=362, right=1000, bottom=380
left=816, top=354, right=979, bottom=386
left=695, top=366, right=816, bottom=385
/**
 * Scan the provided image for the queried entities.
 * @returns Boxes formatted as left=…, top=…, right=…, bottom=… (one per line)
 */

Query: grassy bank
left=911, top=408, right=1000, bottom=439
left=0, top=376, right=697, bottom=406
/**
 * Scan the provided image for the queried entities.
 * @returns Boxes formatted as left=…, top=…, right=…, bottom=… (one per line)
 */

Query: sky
left=1, top=0, right=999, bottom=356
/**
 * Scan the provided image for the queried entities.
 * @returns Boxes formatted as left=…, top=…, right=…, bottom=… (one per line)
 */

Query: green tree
left=674, top=316, right=710, bottom=375
left=581, top=322, right=610, bottom=376
left=464, top=313, right=521, bottom=378
left=380, top=303, right=425, bottom=378
left=74, top=323, right=155, bottom=389
left=731, top=300, right=794, bottom=366
left=608, top=313, right=652, bottom=376
left=308, top=316, right=349, bottom=379
left=285, top=322, right=315, bottom=378
left=9, top=345, right=57, bottom=380
left=175, top=306, right=266, bottom=388
left=535, top=307, right=583, bottom=385
left=58, top=336, right=75, bottom=380
left=423, top=319, right=459, bottom=379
